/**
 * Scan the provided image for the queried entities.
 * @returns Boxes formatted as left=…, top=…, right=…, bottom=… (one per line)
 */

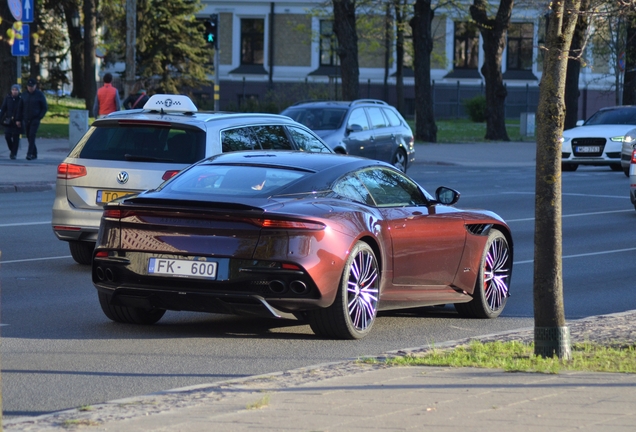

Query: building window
left=320, top=20, right=339, bottom=66
left=454, top=22, right=479, bottom=69
left=507, top=23, right=533, bottom=70
left=241, top=18, right=264, bottom=65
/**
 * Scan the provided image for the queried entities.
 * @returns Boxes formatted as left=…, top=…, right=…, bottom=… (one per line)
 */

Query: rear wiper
left=124, top=154, right=173, bottom=162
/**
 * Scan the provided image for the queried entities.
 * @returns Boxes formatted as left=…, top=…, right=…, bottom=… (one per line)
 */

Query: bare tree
left=470, top=0, right=513, bottom=141
left=533, top=0, right=583, bottom=360
left=393, top=0, right=408, bottom=115
left=622, top=11, right=636, bottom=104
left=410, top=0, right=437, bottom=142
left=332, top=0, right=360, bottom=100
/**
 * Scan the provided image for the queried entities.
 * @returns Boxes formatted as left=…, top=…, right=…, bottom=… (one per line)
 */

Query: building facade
left=197, top=0, right=619, bottom=119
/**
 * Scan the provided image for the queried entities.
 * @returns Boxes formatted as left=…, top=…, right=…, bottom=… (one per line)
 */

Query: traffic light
left=204, top=14, right=218, bottom=48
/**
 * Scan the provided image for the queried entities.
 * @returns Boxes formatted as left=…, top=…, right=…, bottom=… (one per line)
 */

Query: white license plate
left=148, top=258, right=217, bottom=279
left=576, top=146, right=601, bottom=153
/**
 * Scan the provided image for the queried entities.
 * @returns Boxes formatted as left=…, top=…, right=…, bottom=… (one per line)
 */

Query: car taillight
left=259, top=219, right=325, bottom=230
left=632, top=149, right=636, bottom=163
left=103, top=209, right=123, bottom=219
left=162, top=170, right=181, bottom=180
left=57, top=163, right=87, bottom=179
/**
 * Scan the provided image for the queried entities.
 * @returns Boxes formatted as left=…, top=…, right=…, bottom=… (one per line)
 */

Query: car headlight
left=561, top=136, right=571, bottom=143
left=623, top=130, right=636, bottom=145
left=610, top=136, right=625, bottom=142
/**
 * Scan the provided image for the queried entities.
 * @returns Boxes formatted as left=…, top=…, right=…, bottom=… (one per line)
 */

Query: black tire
left=69, top=241, right=95, bottom=265
left=392, top=148, right=408, bottom=172
left=561, top=163, right=578, bottom=172
left=455, top=229, right=511, bottom=319
left=308, top=242, right=379, bottom=339
left=98, top=291, right=165, bottom=325
left=610, top=163, right=622, bottom=172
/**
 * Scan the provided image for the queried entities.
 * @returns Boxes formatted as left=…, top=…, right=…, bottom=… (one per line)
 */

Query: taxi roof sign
left=143, top=94, right=198, bottom=113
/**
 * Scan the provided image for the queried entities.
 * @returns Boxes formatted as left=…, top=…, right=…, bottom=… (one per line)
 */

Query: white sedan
left=561, top=106, right=636, bottom=174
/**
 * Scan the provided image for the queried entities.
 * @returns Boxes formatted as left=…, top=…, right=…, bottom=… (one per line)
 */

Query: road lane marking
left=502, top=191, right=627, bottom=199
left=1, top=256, right=73, bottom=264
left=0, top=221, right=51, bottom=228
left=514, top=246, right=636, bottom=265
left=507, top=208, right=634, bottom=222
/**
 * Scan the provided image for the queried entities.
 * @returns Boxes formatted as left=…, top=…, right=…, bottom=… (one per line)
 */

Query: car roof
left=285, top=99, right=391, bottom=109
left=201, top=150, right=388, bottom=172
left=93, top=94, right=297, bottom=129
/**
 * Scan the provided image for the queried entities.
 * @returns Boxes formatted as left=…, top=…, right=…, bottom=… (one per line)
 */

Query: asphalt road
left=1, top=159, right=635, bottom=418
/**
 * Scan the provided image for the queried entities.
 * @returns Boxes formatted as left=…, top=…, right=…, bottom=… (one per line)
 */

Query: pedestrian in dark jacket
left=0, top=84, right=23, bottom=159
left=16, top=78, right=48, bottom=160
left=123, top=81, right=149, bottom=110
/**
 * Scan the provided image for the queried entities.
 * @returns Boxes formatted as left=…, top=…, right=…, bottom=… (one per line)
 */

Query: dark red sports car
left=93, top=151, right=513, bottom=339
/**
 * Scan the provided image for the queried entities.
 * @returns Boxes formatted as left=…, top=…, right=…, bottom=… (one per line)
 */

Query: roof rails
left=350, top=99, right=388, bottom=106
left=143, top=94, right=198, bottom=114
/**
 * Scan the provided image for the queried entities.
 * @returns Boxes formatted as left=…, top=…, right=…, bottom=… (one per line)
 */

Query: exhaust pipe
left=96, top=266, right=105, bottom=281
left=268, top=280, right=287, bottom=294
left=290, top=280, right=309, bottom=295
left=105, top=268, right=115, bottom=282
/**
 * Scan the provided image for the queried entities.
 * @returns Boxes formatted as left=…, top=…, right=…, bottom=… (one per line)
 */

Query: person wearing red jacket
left=93, top=73, right=121, bottom=118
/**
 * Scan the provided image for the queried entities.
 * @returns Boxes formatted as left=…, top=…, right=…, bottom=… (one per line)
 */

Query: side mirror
left=435, top=186, right=460, bottom=206
left=576, top=120, right=584, bottom=126
left=346, top=124, right=363, bottom=135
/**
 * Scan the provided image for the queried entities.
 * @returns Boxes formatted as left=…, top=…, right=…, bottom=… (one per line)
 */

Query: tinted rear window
left=71, top=125, right=206, bottom=163
left=161, top=165, right=308, bottom=197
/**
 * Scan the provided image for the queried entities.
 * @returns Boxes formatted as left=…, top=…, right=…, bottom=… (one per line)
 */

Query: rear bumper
left=52, top=196, right=102, bottom=242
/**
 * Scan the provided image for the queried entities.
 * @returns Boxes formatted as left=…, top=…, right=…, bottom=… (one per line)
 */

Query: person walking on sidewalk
left=0, top=84, right=24, bottom=160
left=93, top=73, right=121, bottom=118
left=122, top=81, right=149, bottom=110
left=16, top=78, right=47, bottom=161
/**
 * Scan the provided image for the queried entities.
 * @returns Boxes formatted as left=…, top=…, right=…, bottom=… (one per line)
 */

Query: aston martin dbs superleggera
left=93, top=151, right=513, bottom=339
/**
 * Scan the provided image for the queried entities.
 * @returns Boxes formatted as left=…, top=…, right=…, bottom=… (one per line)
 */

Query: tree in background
left=83, top=0, right=97, bottom=112
left=0, top=2, right=18, bottom=92
left=470, top=0, right=513, bottom=141
left=332, top=0, right=360, bottom=100
left=410, top=0, right=437, bottom=142
left=101, top=0, right=212, bottom=95
left=622, top=9, right=636, bottom=104
left=564, top=0, right=591, bottom=130
left=533, top=0, right=582, bottom=360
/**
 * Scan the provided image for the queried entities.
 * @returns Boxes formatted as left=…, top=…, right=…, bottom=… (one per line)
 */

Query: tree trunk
left=28, top=3, right=41, bottom=80
left=394, top=0, right=406, bottom=116
left=84, top=0, right=98, bottom=112
left=533, top=0, right=582, bottom=360
left=383, top=4, right=391, bottom=102
left=470, top=0, right=512, bottom=141
left=564, top=0, right=590, bottom=129
left=332, top=0, right=359, bottom=101
left=0, top=2, right=18, bottom=92
left=410, top=0, right=437, bottom=142
left=623, top=13, right=636, bottom=105
left=63, top=2, right=86, bottom=99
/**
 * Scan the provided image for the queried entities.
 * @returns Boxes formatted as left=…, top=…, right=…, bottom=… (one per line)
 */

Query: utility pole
left=125, top=0, right=137, bottom=98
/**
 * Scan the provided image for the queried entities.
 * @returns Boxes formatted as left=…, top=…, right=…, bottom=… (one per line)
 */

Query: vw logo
left=117, top=171, right=129, bottom=184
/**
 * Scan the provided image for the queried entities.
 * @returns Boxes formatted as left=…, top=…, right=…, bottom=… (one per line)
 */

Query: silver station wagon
left=52, top=94, right=332, bottom=264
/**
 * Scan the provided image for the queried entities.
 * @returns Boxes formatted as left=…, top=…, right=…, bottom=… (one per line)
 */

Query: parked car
left=629, top=148, right=636, bottom=211
left=561, top=105, right=636, bottom=173
left=92, top=151, right=513, bottom=340
left=52, top=94, right=332, bottom=265
left=281, top=99, right=414, bottom=172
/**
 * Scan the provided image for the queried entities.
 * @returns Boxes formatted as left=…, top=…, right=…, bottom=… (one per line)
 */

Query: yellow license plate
left=96, top=190, right=137, bottom=204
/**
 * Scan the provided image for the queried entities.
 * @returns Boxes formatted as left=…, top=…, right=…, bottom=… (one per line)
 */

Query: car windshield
left=71, top=124, right=206, bottom=164
left=282, top=107, right=347, bottom=130
left=160, top=164, right=309, bottom=197
left=585, top=108, right=636, bottom=126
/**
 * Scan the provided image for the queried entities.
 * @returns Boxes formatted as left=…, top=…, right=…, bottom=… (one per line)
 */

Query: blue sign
left=22, top=0, right=33, bottom=23
left=12, top=24, right=29, bottom=57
